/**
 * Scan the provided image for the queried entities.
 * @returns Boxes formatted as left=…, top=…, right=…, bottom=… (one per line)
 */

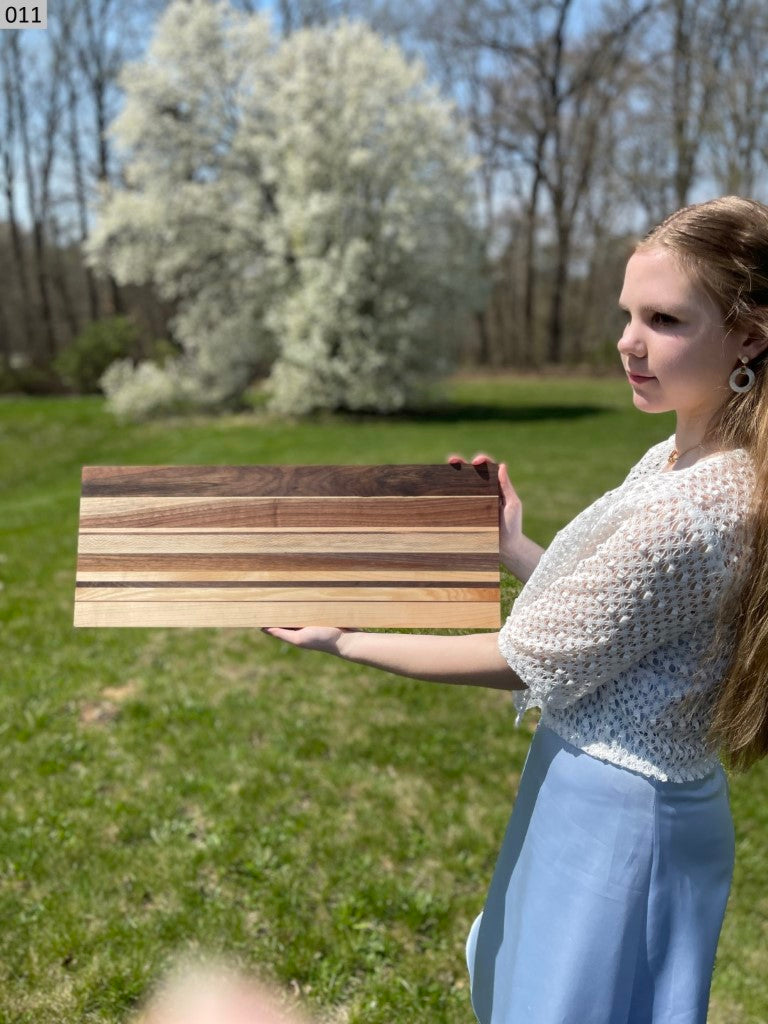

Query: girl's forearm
left=503, top=534, right=546, bottom=582
left=336, top=630, right=527, bottom=691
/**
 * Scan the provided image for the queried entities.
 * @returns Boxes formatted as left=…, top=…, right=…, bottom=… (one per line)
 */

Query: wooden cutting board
left=73, top=463, right=501, bottom=628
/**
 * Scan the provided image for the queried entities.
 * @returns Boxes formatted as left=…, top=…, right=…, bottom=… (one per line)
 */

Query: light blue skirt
left=466, top=722, right=735, bottom=1024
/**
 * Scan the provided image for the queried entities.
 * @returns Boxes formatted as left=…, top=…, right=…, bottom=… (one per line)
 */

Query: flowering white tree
left=84, top=0, right=484, bottom=419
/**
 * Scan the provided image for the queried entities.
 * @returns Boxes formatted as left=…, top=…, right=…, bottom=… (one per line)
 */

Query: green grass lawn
left=0, top=373, right=766, bottom=1023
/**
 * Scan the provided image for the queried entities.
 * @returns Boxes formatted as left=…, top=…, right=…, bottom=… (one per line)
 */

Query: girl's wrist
left=335, top=628, right=362, bottom=660
left=501, top=534, right=545, bottom=583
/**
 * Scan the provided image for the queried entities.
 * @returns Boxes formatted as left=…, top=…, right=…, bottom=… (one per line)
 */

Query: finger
left=498, top=462, right=517, bottom=495
left=446, top=453, right=466, bottom=463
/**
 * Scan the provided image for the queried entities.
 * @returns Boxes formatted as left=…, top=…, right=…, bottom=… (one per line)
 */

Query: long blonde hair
left=636, top=195, right=768, bottom=773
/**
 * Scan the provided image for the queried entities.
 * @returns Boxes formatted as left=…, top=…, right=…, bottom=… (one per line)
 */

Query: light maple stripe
left=75, top=585, right=497, bottom=603
left=77, top=526, right=489, bottom=534
left=74, top=602, right=498, bottom=629
left=75, top=569, right=497, bottom=582
left=76, top=531, right=498, bottom=554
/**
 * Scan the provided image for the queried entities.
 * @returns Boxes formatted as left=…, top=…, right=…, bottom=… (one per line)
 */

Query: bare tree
left=624, top=0, right=741, bottom=212
left=669, top=0, right=740, bottom=206
left=3, top=32, right=63, bottom=369
left=66, top=0, right=152, bottom=318
left=706, top=0, right=768, bottom=195
left=426, top=0, right=653, bottom=364
left=0, top=0, right=157, bottom=379
left=539, top=1, right=655, bottom=362
left=0, top=37, right=38, bottom=372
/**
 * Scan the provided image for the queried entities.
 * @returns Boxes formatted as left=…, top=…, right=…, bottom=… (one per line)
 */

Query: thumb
left=497, top=462, right=516, bottom=499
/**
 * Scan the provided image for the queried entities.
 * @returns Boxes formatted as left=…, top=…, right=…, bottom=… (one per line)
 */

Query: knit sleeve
left=498, top=494, right=735, bottom=715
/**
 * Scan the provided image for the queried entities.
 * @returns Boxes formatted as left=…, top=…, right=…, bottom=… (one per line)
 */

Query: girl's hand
left=446, top=451, right=523, bottom=562
left=261, top=626, right=359, bottom=655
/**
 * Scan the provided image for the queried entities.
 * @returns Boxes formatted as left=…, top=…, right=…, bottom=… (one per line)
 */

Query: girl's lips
left=628, top=373, right=656, bottom=383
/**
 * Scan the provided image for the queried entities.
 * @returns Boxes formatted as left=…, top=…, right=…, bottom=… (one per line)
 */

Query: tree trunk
left=48, top=216, right=80, bottom=341
left=547, top=221, right=570, bottom=364
left=474, top=307, right=491, bottom=364
left=2, top=38, right=43, bottom=368
left=522, top=163, right=543, bottom=368
left=12, top=35, right=59, bottom=366
left=90, top=60, right=124, bottom=315
left=66, top=69, right=100, bottom=322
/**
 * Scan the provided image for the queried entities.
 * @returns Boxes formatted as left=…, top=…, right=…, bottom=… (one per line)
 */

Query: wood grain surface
left=73, top=464, right=501, bottom=628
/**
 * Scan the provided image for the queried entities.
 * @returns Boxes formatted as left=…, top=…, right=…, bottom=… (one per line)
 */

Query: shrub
left=53, top=316, right=142, bottom=393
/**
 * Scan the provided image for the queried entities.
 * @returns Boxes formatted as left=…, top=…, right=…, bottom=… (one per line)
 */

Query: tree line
left=2, top=0, right=768, bottom=402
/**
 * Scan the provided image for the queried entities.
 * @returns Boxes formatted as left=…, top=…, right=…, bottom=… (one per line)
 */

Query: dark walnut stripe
left=76, top=580, right=496, bottom=590
left=81, top=463, right=496, bottom=497
left=75, top=552, right=498, bottom=571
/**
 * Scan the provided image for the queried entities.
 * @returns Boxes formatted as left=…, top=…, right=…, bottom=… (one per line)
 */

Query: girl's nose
left=617, top=323, right=646, bottom=356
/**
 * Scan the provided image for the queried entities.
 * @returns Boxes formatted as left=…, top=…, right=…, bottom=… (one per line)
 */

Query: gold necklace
left=667, top=441, right=706, bottom=466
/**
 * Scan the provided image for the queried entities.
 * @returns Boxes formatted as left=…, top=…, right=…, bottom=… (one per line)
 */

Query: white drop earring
left=729, top=355, right=756, bottom=393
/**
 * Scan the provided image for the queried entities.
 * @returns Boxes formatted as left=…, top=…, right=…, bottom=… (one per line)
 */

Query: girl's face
left=617, top=246, right=749, bottom=423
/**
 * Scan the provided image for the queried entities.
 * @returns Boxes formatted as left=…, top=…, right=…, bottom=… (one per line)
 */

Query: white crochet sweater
left=498, top=432, right=756, bottom=782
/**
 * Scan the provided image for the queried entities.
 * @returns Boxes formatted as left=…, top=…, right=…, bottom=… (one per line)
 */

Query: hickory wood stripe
left=74, top=553, right=498, bottom=571
left=73, top=602, right=502, bottom=628
left=77, top=495, right=497, bottom=529
left=76, top=532, right=498, bottom=555
left=75, top=570, right=497, bottom=582
left=80, top=463, right=499, bottom=498
left=74, top=585, right=498, bottom=602
left=79, top=528, right=493, bottom=536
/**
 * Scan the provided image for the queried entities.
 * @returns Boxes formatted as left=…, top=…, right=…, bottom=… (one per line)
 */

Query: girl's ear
left=742, top=331, right=768, bottom=362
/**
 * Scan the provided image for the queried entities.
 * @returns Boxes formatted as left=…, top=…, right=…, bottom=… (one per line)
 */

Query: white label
left=1, top=1, right=47, bottom=28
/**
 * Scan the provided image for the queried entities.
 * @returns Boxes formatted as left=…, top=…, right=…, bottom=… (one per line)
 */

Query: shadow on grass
left=320, top=402, right=608, bottom=425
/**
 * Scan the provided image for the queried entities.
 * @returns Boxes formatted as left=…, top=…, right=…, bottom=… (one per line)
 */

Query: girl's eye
left=652, top=312, right=678, bottom=326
